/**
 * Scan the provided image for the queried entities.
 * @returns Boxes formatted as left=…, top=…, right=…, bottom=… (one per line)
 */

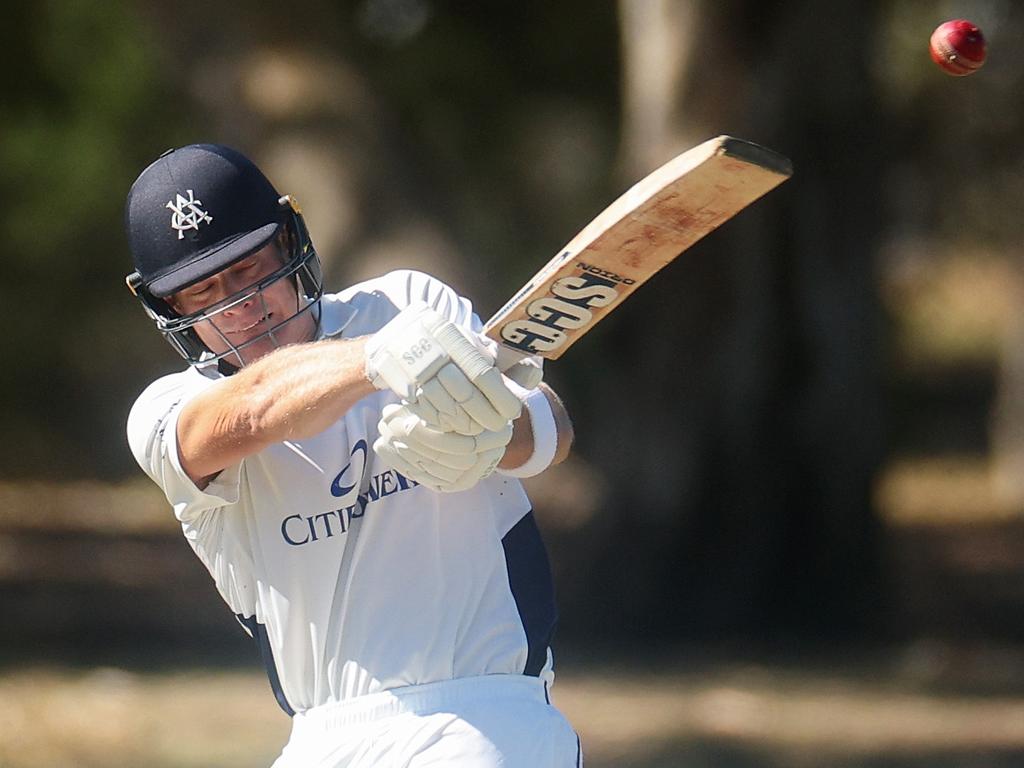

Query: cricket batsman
left=124, top=143, right=582, bottom=766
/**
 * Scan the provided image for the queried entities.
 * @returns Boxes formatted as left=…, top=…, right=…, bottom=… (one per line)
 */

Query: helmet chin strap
left=216, top=357, right=240, bottom=377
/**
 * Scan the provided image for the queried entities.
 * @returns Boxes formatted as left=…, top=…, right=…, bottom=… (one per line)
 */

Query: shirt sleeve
left=398, top=269, right=480, bottom=330
left=126, top=372, right=241, bottom=524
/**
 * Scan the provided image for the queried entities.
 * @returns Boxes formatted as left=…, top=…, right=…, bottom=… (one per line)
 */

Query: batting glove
left=364, top=301, right=523, bottom=434
left=373, top=403, right=512, bottom=492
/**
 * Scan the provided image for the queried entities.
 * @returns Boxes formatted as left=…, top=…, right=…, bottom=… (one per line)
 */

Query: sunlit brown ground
left=3, top=649, right=1024, bottom=768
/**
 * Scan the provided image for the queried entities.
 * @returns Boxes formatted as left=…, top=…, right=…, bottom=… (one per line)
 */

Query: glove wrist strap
left=497, top=386, right=557, bottom=478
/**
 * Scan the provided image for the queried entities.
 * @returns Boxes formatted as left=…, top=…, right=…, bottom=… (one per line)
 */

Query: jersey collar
left=317, top=293, right=359, bottom=340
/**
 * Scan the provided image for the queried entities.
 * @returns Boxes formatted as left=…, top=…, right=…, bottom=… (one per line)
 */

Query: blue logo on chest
left=330, top=439, right=368, bottom=498
left=280, top=439, right=420, bottom=547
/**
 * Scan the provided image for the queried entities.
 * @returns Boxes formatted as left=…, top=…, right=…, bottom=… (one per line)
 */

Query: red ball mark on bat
left=930, top=19, right=987, bottom=76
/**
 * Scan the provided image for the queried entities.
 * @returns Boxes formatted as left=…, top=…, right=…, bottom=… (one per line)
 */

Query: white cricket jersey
left=127, top=270, right=557, bottom=715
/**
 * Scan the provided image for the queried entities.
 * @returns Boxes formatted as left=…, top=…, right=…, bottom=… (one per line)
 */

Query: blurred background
left=3, top=0, right=1024, bottom=765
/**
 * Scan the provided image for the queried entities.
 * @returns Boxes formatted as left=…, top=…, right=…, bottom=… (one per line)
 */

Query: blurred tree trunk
left=563, top=0, right=887, bottom=640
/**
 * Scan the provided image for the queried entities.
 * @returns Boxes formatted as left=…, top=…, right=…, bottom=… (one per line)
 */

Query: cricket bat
left=483, top=135, right=792, bottom=358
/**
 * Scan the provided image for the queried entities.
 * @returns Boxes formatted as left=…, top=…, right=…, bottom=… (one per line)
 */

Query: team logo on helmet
left=166, top=190, right=213, bottom=239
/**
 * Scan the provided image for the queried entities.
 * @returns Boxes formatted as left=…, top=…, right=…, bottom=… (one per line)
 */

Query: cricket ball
left=929, top=19, right=986, bottom=76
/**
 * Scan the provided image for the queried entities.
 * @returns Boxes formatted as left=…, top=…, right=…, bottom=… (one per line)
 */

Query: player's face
left=169, top=240, right=317, bottom=367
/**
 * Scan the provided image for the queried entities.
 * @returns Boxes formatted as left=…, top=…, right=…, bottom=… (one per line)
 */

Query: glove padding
left=365, top=301, right=523, bottom=434
left=373, top=403, right=512, bottom=492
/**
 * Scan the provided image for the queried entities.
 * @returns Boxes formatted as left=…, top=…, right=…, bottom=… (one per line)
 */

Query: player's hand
left=373, top=403, right=512, bottom=492
left=399, top=329, right=542, bottom=432
left=364, top=302, right=522, bottom=433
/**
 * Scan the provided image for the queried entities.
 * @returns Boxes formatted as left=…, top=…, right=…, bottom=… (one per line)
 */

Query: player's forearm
left=178, top=338, right=375, bottom=483
left=243, top=338, right=377, bottom=440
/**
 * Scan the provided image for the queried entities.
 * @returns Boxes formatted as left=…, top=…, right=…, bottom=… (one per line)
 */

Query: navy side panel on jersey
left=501, top=510, right=558, bottom=676
left=236, top=613, right=296, bottom=717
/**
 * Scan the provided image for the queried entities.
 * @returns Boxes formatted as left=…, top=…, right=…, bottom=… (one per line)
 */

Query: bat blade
left=483, top=135, right=792, bottom=359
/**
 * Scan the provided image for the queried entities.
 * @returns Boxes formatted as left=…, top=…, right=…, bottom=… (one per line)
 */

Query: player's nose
left=223, top=293, right=255, bottom=314
left=220, top=275, right=261, bottom=316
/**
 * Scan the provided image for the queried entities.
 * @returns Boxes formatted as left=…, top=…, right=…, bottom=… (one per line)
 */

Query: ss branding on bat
left=499, top=266, right=628, bottom=354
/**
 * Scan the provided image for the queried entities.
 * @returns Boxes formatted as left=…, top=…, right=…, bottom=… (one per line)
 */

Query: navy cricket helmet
left=124, top=144, right=323, bottom=367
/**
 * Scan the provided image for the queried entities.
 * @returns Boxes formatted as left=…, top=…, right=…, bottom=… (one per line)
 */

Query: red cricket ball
left=929, top=19, right=987, bottom=76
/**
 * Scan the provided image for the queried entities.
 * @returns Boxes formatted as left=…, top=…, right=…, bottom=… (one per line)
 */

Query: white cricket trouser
left=271, top=674, right=582, bottom=768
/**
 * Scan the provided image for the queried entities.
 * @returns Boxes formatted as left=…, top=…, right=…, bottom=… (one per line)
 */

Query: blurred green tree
left=0, top=1, right=189, bottom=477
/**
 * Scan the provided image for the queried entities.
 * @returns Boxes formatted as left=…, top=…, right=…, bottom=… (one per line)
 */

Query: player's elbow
left=177, top=390, right=272, bottom=483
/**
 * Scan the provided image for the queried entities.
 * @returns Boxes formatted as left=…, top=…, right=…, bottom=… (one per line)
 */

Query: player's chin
left=232, top=336, right=281, bottom=367
left=215, top=314, right=314, bottom=367
left=200, top=331, right=271, bottom=368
